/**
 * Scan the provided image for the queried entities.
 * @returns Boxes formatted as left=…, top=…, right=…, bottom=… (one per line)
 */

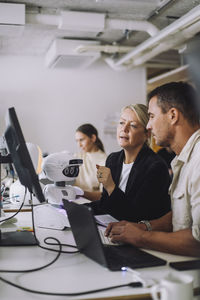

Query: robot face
left=42, top=154, right=83, bottom=182
left=62, top=159, right=82, bottom=178
left=62, top=166, right=79, bottom=178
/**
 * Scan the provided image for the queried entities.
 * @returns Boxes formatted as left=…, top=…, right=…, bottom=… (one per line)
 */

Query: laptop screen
left=63, top=200, right=108, bottom=267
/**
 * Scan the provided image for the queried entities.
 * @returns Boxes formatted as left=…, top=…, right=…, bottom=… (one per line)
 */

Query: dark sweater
left=89, top=144, right=171, bottom=222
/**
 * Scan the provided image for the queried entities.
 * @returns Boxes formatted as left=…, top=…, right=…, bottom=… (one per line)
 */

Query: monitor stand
left=0, top=230, right=37, bottom=246
left=0, top=154, right=37, bottom=246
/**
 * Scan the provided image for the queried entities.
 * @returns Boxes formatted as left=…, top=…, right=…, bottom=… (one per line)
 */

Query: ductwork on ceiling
left=107, top=4, right=200, bottom=70
left=26, top=10, right=159, bottom=37
left=26, top=10, right=159, bottom=69
left=45, top=39, right=101, bottom=69
left=25, top=5, right=200, bottom=70
left=0, top=2, right=25, bottom=36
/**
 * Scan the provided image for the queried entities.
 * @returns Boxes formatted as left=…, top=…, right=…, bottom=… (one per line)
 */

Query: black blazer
left=89, top=144, right=171, bottom=222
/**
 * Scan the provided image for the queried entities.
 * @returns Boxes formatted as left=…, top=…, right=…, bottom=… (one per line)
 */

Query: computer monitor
left=0, top=107, right=45, bottom=246
left=4, top=107, right=45, bottom=203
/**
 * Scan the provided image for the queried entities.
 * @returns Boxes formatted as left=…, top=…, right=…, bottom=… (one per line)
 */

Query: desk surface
left=0, top=210, right=200, bottom=300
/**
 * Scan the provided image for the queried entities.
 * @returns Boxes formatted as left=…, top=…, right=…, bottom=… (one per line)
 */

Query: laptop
left=63, top=200, right=166, bottom=271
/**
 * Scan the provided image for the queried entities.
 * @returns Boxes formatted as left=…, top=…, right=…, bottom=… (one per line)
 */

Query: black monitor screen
left=4, top=107, right=45, bottom=203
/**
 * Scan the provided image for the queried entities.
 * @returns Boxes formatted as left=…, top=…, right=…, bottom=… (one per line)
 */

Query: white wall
left=0, top=55, right=146, bottom=155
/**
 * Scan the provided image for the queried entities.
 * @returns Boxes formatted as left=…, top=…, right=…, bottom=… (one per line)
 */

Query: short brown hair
left=148, top=81, right=200, bottom=126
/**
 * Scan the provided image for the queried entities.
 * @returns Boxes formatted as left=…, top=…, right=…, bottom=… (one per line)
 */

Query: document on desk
left=95, top=214, right=118, bottom=227
left=34, top=204, right=70, bottom=230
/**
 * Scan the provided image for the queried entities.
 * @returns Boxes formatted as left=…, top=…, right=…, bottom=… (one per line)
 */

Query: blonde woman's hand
left=96, top=164, right=115, bottom=195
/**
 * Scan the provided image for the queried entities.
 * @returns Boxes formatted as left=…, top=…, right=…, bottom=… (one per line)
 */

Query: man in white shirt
left=105, top=81, right=200, bottom=257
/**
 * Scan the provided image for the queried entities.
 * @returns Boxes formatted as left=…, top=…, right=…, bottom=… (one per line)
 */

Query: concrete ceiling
left=0, top=0, right=200, bottom=78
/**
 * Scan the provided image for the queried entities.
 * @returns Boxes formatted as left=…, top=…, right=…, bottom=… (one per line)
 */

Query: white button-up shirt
left=170, top=129, right=200, bottom=241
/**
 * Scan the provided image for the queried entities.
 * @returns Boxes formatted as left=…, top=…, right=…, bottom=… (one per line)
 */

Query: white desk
left=0, top=210, right=200, bottom=300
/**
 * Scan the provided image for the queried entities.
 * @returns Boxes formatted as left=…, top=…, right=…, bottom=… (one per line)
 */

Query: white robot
left=42, top=151, right=83, bottom=204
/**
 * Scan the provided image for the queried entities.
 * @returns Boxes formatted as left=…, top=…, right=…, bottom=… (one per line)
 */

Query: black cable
left=41, top=241, right=79, bottom=253
left=0, top=237, right=62, bottom=273
left=0, top=194, right=144, bottom=296
left=0, top=190, right=63, bottom=273
left=44, top=238, right=77, bottom=249
left=31, top=201, right=79, bottom=254
left=0, top=191, right=78, bottom=273
left=0, top=277, right=142, bottom=296
left=0, top=202, right=143, bottom=296
left=0, top=189, right=27, bottom=223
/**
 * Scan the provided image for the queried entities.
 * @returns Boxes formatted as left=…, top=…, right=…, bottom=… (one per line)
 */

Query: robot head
left=42, top=151, right=83, bottom=182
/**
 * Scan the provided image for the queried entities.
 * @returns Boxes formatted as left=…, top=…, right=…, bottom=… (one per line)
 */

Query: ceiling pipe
left=117, top=0, right=173, bottom=46
left=147, top=65, right=189, bottom=85
left=76, top=44, right=134, bottom=54
left=110, top=4, right=200, bottom=68
left=26, top=10, right=159, bottom=71
left=75, top=44, right=134, bottom=72
left=103, top=57, right=133, bottom=71
left=105, top=19, right=159, bottom=37
left=133, top=20, right=200, bottom=67
left=26, top=11, right=159, bottom=37
left=145, top=62, right=180, bottom=69
left=147, top=65, right=189, bottom=92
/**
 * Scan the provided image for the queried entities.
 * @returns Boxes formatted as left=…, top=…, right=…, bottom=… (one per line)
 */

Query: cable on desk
left=0, top=192, right=79, bottom=273
left=124, top=267, right=149, bottom=288
left=31, top=202, right=79, bottom=254
left=0, top=276, right=142, bottom=296
left=44, top=238, right=78, bottom=249
left=0, top=237, right=63, bottom=273
left=1, top=189, right=78, bottom=253
left=0, top=194, right=144, bottom=296
left=0, top=190, right=26, bottom=223
left=0, top=189, right=63, bottom=273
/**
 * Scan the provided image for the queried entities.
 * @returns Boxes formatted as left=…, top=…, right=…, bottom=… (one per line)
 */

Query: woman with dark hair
left=74, top=123, right=107, bottom=201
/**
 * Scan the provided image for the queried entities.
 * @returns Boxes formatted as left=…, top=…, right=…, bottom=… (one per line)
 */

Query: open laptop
left=63, top=199, right=166, bottom=271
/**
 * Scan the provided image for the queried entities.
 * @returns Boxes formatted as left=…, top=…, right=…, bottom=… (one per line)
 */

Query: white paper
left=95, top=214, right=118, bottom=227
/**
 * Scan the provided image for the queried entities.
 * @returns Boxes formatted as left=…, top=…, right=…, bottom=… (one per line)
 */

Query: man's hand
left=105, top=221, right=146, bottom=246
left=105, top=220, right=200, bottom=257
left=96, top=164, right=115, bottom=195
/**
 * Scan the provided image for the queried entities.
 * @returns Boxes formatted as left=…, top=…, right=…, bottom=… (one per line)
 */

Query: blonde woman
left=89, top=104, right=171, bottom=222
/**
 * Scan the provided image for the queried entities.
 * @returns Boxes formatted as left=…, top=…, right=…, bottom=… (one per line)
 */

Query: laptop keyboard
left=103, top=245, right=166, bottom=270
left=98, top=228, right=119, bottom=246
left=99, top=228, right=114, bottom=245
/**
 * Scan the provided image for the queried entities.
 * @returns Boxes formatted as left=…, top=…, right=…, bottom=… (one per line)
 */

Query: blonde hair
left=122, top=104, right=149, bottom=128
left=121, top=104, right=150, bottom=145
